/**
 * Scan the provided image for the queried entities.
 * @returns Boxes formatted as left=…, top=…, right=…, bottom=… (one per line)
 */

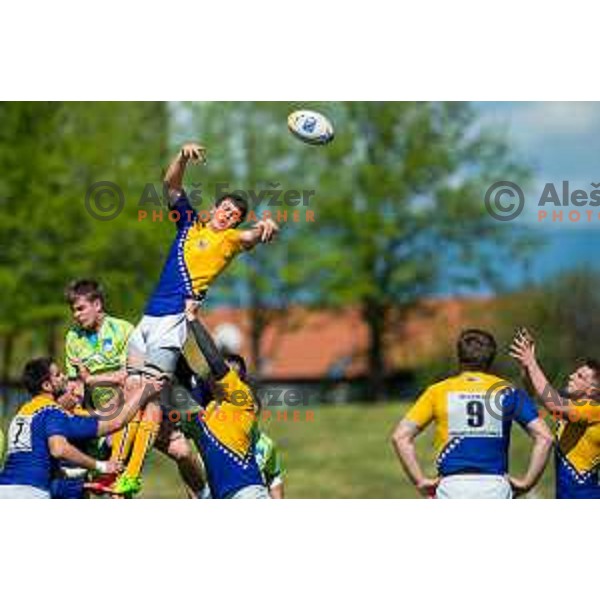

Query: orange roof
left=193, top=297, right=496, bottom=379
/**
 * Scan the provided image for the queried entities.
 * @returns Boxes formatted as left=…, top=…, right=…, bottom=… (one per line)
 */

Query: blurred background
left=1, top=101, right=599, bottom=497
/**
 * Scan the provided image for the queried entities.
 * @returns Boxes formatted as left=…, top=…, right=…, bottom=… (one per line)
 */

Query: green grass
left=1, top=403, right=556, bottom=498
left=254, top=403, right=555, bottom=499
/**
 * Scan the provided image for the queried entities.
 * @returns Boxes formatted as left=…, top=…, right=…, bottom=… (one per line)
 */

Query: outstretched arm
left=48, top=435, right=121, bottom=474
left=95, top=380, right=159, bottom=437
left=239, top=217, right=279, bottom=249
left=66, top=377, right=162, bottom=438
left=510, top=329, right=571, bottom=419
left=164, top=143, right=206, bottom=201
left=188, top=318, right=229, bottom=380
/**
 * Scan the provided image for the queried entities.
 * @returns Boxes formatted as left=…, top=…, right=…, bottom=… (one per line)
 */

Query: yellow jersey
left=405, top=371, right=539, bottom=476
left=182, top=369, right=264, bottom=498
left=555, top=401, right=600, bottom=498
left=146, top=193, right=245, bottom=316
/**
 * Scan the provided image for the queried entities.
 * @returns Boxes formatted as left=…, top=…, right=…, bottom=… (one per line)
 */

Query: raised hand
left=254, top=217, right=279, bottom=243
left=509, top=327, right=536, bottom=369
left=180, top=143, right=207, bottom=164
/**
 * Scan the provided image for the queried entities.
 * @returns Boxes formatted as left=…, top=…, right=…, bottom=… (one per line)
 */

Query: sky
left=472, top=102, right=600, bottom=288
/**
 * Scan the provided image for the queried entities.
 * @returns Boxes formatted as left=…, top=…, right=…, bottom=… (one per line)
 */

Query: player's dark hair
left=215, top=193, right=248, bottom=227
left=222, top=353, right=261, bottom=413
left=457, top=329, right=497, bottom=372
left=22, top=357, right=54, bottom=395
left=65, top=279, right=105, bottom=308
left=582, top=358, right=600, bottom=374
left=223, top=353, right=248, bottom=382
left=581, top=358, right=600, bottom=390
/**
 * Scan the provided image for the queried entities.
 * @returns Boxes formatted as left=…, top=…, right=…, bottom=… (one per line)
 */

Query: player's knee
left=168, top=436, right=193, bottom=461
left=125, top=373, right=143, bottom=392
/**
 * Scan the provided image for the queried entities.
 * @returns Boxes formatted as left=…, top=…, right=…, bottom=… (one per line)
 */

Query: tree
left=310, top=102, right=536, bottom=400
left=0, top=101, right=169, bottom=380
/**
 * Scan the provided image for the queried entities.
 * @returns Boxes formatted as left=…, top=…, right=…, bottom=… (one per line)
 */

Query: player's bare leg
left=155, top=424, right=206, bottom=498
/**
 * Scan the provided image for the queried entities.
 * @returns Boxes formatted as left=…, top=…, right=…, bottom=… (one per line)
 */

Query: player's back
left=182, top=369, right=264, bottom=498
left=0, top=395, right=64, bottom=492
left=555, top=407, right=600, bottom=498
left=406, top=371, right=537, bottom=477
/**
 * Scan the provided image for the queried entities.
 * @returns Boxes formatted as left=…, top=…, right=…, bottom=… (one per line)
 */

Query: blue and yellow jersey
left=182, top=369, right=263, bottom=498
left=405, top=372, right=539, bottom=477
left=65, top=315, right=133, bottom=407
left=0, top=427, right=5, bottom=468
left=554, top=401, right=600, bottom=498
left=255, top=432, right=285, bottom=490
left=0, top=395, right=98, bottom=492
left=146, top=193, right=245, bottom=316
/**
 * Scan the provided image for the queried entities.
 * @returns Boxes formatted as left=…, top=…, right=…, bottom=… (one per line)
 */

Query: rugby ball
left=287, top=110, right=334, bottom=146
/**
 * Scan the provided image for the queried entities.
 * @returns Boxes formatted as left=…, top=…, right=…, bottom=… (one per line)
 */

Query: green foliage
left=0, top=101, right=168, bottom=376
left=497, top=268, right=600, bottom=386
left=134, top=403, right=556, bottom=498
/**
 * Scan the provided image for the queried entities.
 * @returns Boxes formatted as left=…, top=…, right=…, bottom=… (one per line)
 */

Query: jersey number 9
left=466, top=400, right=485, bottom=428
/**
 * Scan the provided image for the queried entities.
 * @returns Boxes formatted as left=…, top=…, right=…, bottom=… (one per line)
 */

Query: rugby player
left=186, top=356, right=285, bottom=499
left=255, top=431, right=285, bottom=499
left=510, top=328, right=600, bottom=498
left=180, top=316, right=269, bottom=499
left=109, top=142, right=278, bottom=496
left=392, top=329, right=553, bottom=499
left=0, top=358, right=154, bottom=499
left=65, top=280, right=135, bottom=477
left=66, top=280, right=204, bottom=498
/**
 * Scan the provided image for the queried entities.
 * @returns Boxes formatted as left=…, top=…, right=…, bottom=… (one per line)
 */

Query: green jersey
left=255, top=432, right=285, bottom=490
left=65, top=315, right=133, bottom=407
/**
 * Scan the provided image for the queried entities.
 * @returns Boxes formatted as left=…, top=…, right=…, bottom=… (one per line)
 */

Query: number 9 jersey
left=405, top=371, right=539, bottom=477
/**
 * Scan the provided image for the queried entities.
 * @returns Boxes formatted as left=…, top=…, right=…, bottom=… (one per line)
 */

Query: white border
left=0, top=500, right=596, bottom=598
left=1, top=1, right=600, bottom=100
left=2, top=3, right=600, bottom=598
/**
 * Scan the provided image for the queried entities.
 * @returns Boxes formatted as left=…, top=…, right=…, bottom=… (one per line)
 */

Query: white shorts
left=228, top=485, right=270, bottom=499
left=127, top=313, right=189, bottom=377
left=0, top=485, right=50, bottom=499
left=436, top=475, right=512, bottom=499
